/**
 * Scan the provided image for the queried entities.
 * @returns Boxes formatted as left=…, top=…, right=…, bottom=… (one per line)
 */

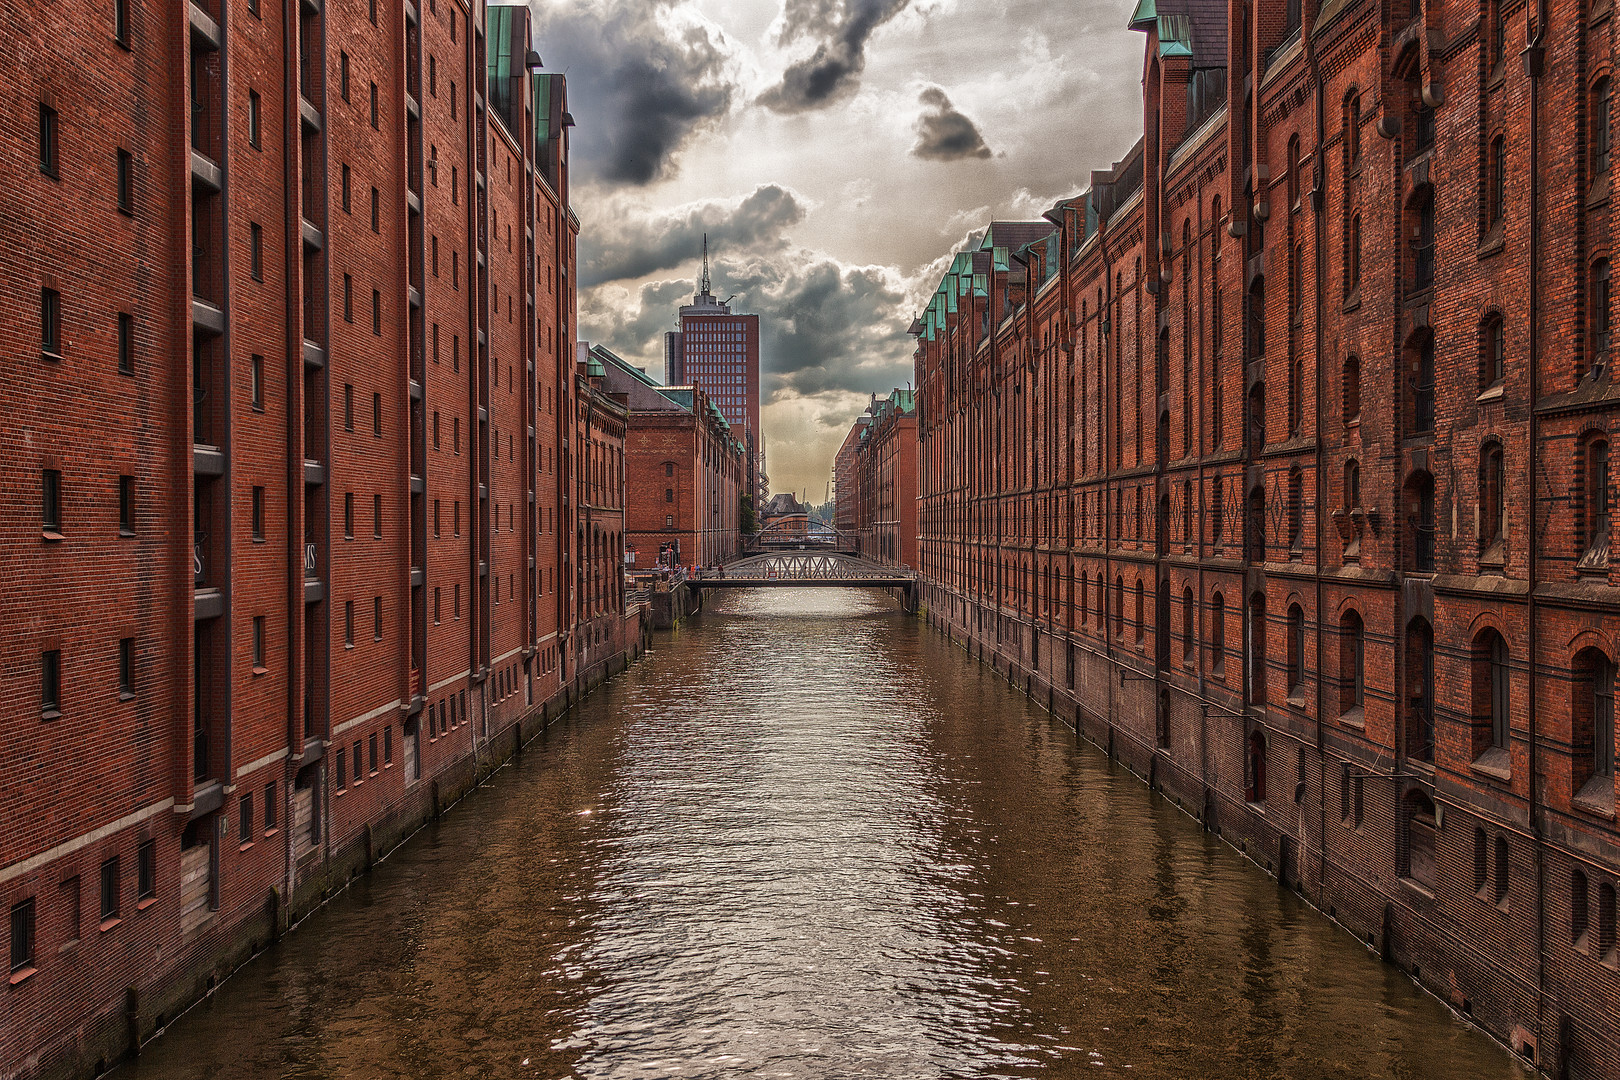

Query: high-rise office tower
left=665, top=239, right=764, bottom=502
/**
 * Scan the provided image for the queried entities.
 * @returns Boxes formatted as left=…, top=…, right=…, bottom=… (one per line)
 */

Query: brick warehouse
left=0, top=2, right=647, bottom=1077
left=912, top=0, right=1619, bottom=1073
left=593, top=345, right=745, bottom=571
left=842, top=389, right=918, bottom=569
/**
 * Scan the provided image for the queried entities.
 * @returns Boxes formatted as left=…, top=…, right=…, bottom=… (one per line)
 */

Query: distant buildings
left=594, top=346, right=744, bottom=571
left=835, top=391, right=918, bottom=570
left=664, top=240, right=767, bottom=511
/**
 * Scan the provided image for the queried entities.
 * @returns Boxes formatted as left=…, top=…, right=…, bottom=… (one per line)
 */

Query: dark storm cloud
left=534, top=0, right=734, bottom=186
left=579, top=185, right=806, bottom=288
left=758, top=0, right=910, bottom=113
left=911, top=86, right=991, bottom=161
left=718, top=257, right=913, bottom=400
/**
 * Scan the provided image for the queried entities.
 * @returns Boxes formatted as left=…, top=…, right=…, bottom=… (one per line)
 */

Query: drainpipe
left=1521, top=0, right=1549, bottom=1061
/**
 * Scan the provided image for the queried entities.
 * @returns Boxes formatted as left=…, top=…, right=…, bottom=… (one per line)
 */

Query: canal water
left=114, top=590, right=1525, bottom=1079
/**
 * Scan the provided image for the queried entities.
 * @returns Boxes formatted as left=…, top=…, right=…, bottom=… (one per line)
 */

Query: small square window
left=118, top=475, right=135, bottom=535
left=41, top=649, right=61, bottom=719
left=118, top=312, right=134, bottom=374
left=137, top=840, right=156, bottom=900
left=116, top=148, right=134, bottom=213
left=252, top=486, right=265, bottom=541
left=264, top=781, right=277, bottom=830
left=99, top=857, right=120, bottom=923
left=42, top=469, right=62, bottom=533
left=248, top=90, right=261, bottom=149
left=118, top=637, right=135, bottom=697
left=41, top=287, right=62, bottom=356
left=249, top=222, right=263, bottom=280
left=39, top=104, right=58, bottom=176
left=251, top=353, right=264, bottom=409
left=10, top=899, right=35, bottom=975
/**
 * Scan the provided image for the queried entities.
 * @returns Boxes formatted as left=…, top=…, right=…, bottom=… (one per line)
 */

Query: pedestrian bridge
left=690, top=553, right=916, bottom=593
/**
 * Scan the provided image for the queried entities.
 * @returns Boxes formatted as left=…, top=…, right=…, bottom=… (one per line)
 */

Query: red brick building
left=595, top=345, right=744, bottom=571
left=0, top=4, right=643, bottom=1076
left=833, top=414, right=868, bottom=542
left=573, top=348, right=631, bottom=680
left=913, top=0, right=1620, bottom=1071
left=848, top=390, right=918, bottom=569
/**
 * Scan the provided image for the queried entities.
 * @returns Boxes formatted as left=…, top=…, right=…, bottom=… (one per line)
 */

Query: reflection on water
left=114, top=590, right=1525, bottom=1079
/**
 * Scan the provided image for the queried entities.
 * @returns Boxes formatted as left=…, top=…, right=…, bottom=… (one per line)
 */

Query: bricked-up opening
left=1210, top=592, right=1227, bottom=678
left=1246, top=730, right=1267, bottom=803
left=1404, top=470, right=1436, bottom=572
left=1405, top=617, right=1435, bottom=764
left=1598, top=883, right=1618, bottom=959
left=1157, top=689, right=1171, bottom=749
left=1156, top=579, right=1171, bottom=670
left=1287, top=468, right=1303, bottom=554
left=1287, top=604, right=1306, bottom=702
left=1345, top=214, right=1362, bottom=303
left=1246, top=276, right=1266, bottom=361
left=1572, top=647, right=1616, bottom=801
left=1246, top=591, right=1267, bottom=708
left=1343, top=91, right=1362, bottom=168
left=1342, top=354, right=1361, bottom=425
left=1212, top=476, right=1225, bottom=542
left=1471, top=628, right=1512, bottom=764
left=1401, top=790, right=1438, bottom=890
left=1114, top=575, right=1125, bottom=637
left=1339, top=609, right=1365, bottom=718
left=1474, top=827, right=1490, bottom=893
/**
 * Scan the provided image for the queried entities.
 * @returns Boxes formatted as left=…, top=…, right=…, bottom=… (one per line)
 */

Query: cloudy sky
left=532, top=0, right=1146, bottom=500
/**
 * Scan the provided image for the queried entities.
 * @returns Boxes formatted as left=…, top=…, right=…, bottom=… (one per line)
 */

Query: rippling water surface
left=115, top=590, right=1526, bottom=1079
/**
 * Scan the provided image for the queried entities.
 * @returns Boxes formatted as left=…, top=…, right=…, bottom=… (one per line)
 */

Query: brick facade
left=844, top=390, right=918, bottom=569
left=914, top=0, right=1620, bottom=1072
left=0, top=4, right=645, bottom=1077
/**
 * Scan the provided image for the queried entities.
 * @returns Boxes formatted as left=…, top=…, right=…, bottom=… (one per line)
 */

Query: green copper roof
left=1157, top=14, right=1193, bottom=56
left=992, top=246, right=1010, bottom=272
left=1128, top=0, right=1157, bottom=31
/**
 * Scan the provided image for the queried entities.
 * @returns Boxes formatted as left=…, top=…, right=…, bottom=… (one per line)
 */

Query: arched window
left=1287, top=604, right=1306, bottom=698
left=1247, top=730, right=1268, bottom=802
left=1247, top=275, right=1266, bottom=359
left=1248, top=381, right=1267, bottom=452
left=1246, top=483, right=1266, bottom=564
left=1246, top=591, right=1268, bottom=707
left=1468, top=628, right=1512, bottom=759
left=1573, top=869, right=1591, bottom=945
left=1593, top=77, right=1612, bottom=178
left=1287, top=135, right=1302, bottom=210
left=1096, top=573, right=1106, bottom=628
left=1488, top=135, right=1507, bottom=228
left=1473, top=827, right=1489, bottom=893
left=1339, top=609, right=1365, bottom=716
left=1344, top=92, right=1362, bottom=166
left=1591, top=259, right=1612, bottom=361
left=1581, top=433, right=1611, bottom=565
left=1402, top=790, right=1438, bottom=889
left=1573, top=647, right=1616, bottom=796
left=1343, top=353, right=1361, bottom=424
left=1134, top=579, right=1145, bottom=642
left=1493, top=835, right=1510, bottom=904
left=1405, top=469, right=1436, bottom=572
left=1288, top=467, right=1304, bottom=553
left=1346, top=213, right=1362, bottom=299
left=1114, top=575, right=1125, bottom=637
left=1480, top=442, right=1506, bottom=555
left=1343, top=458, right=1362, bottom=511
left=1411, top=186, right=1435, bottom=290
left=1406, top=617, right=1435, bottom=763
left=1183, top=586, right=1196, bottom=661
left=1210, top=592, right=1227, bottom=677
left=1407, top=334, right=1436, bottom=433
left=1481, top=314, right=1506, bottom=390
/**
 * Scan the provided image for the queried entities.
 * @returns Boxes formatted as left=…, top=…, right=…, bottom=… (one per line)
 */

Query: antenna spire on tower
left=700, top=234, right=711, bottom=296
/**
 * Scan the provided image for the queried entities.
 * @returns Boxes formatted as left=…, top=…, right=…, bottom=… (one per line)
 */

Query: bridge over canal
left=691, top=553, right=917, bottom=609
